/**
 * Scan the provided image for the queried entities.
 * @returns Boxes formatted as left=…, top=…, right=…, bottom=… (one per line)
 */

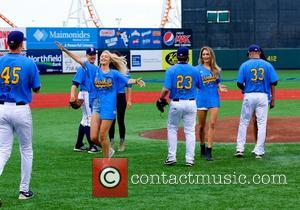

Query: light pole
left=115, top=18, right=122, bottom=29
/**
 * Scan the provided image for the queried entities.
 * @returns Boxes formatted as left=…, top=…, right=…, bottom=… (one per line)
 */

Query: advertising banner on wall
left=27, top=50, right=62, bottom=74
left=162, top=49, right=193, bottom=70
left=130, top=50, right=162, bottom=71
left=0, top=28, right=27, bottom=50
left=161, top=29, right=192, bottom=49
left=98, top=28, right=161, bottom=49
left=26, top=27, right=98, bottom=49
left=62, top=50, right=98, bottom=73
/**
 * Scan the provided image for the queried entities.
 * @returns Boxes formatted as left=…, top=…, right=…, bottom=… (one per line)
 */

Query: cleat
left=73, top=145, right=89, bottom=152
left=255, top=154, right=264, bottom=159
left=164, top=159, right=176, bottom=166
left=235, top=151, right=244, bottom=157
left=18, top=190, right=34, bottom=200
left=185, top=162, right=194, bottom=167
left=88, top=146, right=100, bottom=154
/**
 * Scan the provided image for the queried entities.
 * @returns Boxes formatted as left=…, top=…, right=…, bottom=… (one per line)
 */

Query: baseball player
left=71, top=47, right=99, bottom=153
left=158, top=46, right=201, bottom=166
left=235, top=44, right=278, bottom=159
left=0, top=31, right=41, bottom=200
left=196, top=46, right=227, bottom=161
left=55, top=42, right=145, bottom=158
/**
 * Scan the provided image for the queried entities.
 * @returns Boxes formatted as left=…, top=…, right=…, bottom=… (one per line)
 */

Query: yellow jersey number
left=250, top=68, right=264, bottom=81
left=176, top=75, right=192, bottom=89
left=1, top=67, right=21, bottom=85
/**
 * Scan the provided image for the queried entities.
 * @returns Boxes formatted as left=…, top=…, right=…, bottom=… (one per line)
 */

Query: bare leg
left=90, top=113, right=101, bottom=147
left=99, top=120, right=113, bottom=157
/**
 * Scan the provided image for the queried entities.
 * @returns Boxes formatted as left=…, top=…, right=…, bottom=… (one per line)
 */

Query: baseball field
left=1, top=70, right=299, bottom=209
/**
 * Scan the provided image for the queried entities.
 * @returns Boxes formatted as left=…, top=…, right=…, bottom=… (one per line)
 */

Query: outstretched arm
left=128, top=78, right=145, bottom=87
left=55, top=41, right=85, bottom=67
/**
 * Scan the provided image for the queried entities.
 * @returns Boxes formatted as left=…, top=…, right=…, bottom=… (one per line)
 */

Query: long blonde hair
left=102, top=50, right=127, bottom=75
left=198, top=46, right=220, bottom=77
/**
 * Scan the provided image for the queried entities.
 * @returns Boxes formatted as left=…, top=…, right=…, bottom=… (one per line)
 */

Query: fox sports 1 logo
left=163, top=31, right=175, bottom=46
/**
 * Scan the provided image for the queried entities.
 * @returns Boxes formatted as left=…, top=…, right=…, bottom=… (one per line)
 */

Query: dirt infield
left=140, top=117, right=300, bottom=143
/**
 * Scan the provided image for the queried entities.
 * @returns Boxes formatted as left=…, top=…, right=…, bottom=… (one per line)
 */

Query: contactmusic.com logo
left=93, top=158, right=128, bottom=197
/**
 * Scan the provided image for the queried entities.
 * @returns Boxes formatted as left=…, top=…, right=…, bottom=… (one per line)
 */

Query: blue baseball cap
left=177, top=46, right=189, bottom=57
left=86, top=47, right=96, bottom=55
left=248, top=44, right=261, bottom=53
left=7, top=31, right=26, bottom=45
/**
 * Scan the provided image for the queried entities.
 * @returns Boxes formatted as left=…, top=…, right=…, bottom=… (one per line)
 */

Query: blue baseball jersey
left=94, top=68, right=129, bottom=120
left=117, top=69, right=132, bottom=93
left=79, top=61, right=99, bottom=108
left=73, top=66, right=91, bottom=92
left=196, top=65, right=221, bottom=108
left=0, top=53, right=40, bottom=103
left=237, top=58, right=278, bottom=95
left=164, top=63, right=201, bottom=100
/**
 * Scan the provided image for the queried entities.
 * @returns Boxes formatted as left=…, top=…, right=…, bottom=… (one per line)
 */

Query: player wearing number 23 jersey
left=159, top=47, right=202, bottom=166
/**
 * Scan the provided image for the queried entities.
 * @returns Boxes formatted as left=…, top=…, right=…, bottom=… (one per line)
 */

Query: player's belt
left=0, top=101, right=26, bottom=105
left=172, top=98, right=195, bottom=101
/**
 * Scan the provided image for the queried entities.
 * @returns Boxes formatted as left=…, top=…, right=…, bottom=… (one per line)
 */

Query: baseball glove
left=156, top=98, right=168, bottom=113
left=69, top=99, right=84, bottom=110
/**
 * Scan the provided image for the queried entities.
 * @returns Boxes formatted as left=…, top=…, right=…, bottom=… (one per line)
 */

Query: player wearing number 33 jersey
left=235, top=44, right=278, bottom=158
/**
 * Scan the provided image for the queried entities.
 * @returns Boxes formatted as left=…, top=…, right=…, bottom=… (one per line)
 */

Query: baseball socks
left=206, top=147, right=213, bottom=161
left=74, top=124, right=86, bottom=151
left=200, top=143, right=206, bottom=157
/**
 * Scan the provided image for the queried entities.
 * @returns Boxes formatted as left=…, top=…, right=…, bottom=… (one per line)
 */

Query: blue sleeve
left=73, top=67, right=85, bottom=84
left=164, top=68, right=172, bottom=90
left=269, top=64, right=278, bottom=83
left=115, top=71, right=129, bottom=84
left=30, top=63, right=41, bottom=89
left=237, top=64, right=244, bottom=84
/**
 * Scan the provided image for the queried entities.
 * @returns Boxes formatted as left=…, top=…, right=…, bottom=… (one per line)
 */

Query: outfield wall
left=193, top=48, right=300, bottom=70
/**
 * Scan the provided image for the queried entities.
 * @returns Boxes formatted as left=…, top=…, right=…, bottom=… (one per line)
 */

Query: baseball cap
left=86, top=47, right=96, bottom=55
left=248, top=44, right=261, bottom=53
left=7, top=31, right=26, bottom=45
left=177, top=46, right=189, bottom=57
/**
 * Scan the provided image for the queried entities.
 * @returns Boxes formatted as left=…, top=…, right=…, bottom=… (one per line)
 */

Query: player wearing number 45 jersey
left=235, top=44, right=278, bottom=159
left=0, top=31, right=41, bottom=201
left=159, top=47, right=202, bottom=167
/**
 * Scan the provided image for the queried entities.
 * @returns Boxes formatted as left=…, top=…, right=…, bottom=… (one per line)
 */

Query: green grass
left=40, top=70, right=300, bottom=93
left=1, top=71, right=299, bottom=209
left=1, top=101, right=300, bottom=209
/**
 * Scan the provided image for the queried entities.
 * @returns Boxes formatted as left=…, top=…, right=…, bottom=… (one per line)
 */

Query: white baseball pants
left=167, top=100, right=197, bottom=163
left=0, top=103, right=33, bottom=192
left=236, top=93, right=268, bottom=155
left=78, top=91, right=92, bottom=127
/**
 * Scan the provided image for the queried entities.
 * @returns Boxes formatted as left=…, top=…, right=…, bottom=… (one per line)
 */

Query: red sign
left=92, top=158, right=128, bottom=197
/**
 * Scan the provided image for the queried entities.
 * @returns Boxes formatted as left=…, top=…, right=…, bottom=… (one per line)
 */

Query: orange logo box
left=93, top=158, right=128, bottom=197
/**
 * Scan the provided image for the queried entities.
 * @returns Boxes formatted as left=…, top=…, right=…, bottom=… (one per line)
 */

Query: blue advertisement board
left=27, top=50, right=62, bottom=74
left=98, top=28, right=161, bottom=49
left=26, top=27, right=98, bottom=50
left=162, top=29, right=193, bottom=49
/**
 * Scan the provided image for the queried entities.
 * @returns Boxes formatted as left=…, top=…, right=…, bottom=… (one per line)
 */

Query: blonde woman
left=55, top=42, right=145, bottom=158
left=196, top=46, right=227, bottom=161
